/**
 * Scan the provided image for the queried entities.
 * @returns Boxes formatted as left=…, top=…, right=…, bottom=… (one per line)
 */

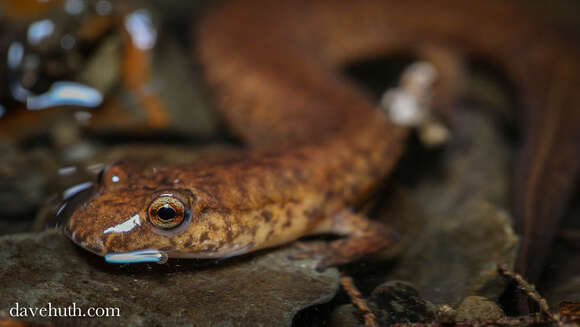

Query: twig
left=339, top=272, right=378, bottom=327
left=497, top=265, right=557, bottom=323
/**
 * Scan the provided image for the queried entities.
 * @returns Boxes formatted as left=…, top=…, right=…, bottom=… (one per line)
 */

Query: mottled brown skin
left=66, top=0, right=579, bottom=276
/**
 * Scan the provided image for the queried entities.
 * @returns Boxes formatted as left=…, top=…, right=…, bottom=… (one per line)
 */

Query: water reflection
left=64, top=0, right=85, bottom=15
left=95, top=0, right=112, bottom=16
left=6, top=39, right=102, bottom=111
left=62, top=181, right=93, bottom=200
left=7, top=42, right=24, bottom=69
left=125, top=9, right=157, bottom=50
left=26, top=81, right=103, bottom=110
left=60, top=34, right=76, bottom=50
left=10, top=82, right=31, bottom=102
left=58, top=166, right=78, bottom=176
left=86, top=163, right=105, bottom=174
left=27, top=19, right=55, bottom=45
left=74, top=111, right=92, bottom=124
left=0, top=1, right=161, bottom=118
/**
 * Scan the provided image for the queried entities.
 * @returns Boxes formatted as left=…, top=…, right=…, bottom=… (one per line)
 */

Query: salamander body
left=65, top=0, right=580, bottom=278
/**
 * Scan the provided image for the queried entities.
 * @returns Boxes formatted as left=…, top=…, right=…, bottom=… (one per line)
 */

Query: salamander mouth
left=62, top=223, right=107, bottom=256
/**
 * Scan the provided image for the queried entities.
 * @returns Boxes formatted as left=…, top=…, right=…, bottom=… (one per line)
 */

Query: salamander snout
left=62, top=162, right=255, bottom=263
left=63, top=187, right=196, bottom=257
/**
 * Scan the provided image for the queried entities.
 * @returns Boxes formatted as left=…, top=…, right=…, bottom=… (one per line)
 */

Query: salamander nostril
left=157, top=205, right=176, bottom=221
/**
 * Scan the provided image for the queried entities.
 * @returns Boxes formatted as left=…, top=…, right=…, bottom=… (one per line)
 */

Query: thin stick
left=339, top=272, right=378, bottom=327
left=497, top=265, right=558, bottom=323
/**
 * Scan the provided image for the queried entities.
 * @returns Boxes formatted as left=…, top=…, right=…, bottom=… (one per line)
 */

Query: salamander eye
left=148, top=196, right=188, bottom=229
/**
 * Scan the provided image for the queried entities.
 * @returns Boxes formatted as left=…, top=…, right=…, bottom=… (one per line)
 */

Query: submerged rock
left=455, top=296, right=504, bottom=322
left=330, top=304, right=364, bottom=327
left=370, top=281, right=436, bottom=325
left=0, top=141, right=57, bottom=225
left=0, top=230, right=339, bottom=327
left=375, top=108, right=518, bottom=306
left=330, top=280, right=436, bottom=327
left=543, top=257, right=580, bottom=307
left=387, top=200, right=518, bottom=306
left=540, top=200, right=580, bottom=307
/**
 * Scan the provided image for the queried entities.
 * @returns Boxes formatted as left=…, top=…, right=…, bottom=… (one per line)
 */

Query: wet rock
left=150, top=37, right=219, bottom=137
left=0, top=230, right=339, bottom=327
left=330, top=304, right=364, bottom=327
left=370, top=281, right=436, bottom=325
left=455, top=296, right=504, bottom=322
left=0, top=141, right=57, bottom=223
left=540, top=200, right=580, bottom=307
left=377, top=108, right=518, bottom=306
left=544, top=268, right=580, bottom=307
left=541, top=241, right=580, bottom=307
left=559, top=302, right=580, bottom=316
left=387, top=199, right=518, bottom=306
left=79, top=34, right=121, bottom=95
left=330, top=281, right=435, bottom=327
left=150, top=0, right=209, bottom=22
left=436, top=304, right=457, bottom=323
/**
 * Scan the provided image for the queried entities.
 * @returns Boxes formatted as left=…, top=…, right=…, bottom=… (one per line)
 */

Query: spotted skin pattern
left=66, top=0, right=579, bottom=277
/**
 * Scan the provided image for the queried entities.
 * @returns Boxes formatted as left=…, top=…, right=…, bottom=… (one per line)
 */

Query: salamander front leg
left=293, top=210, right=400, bottom=269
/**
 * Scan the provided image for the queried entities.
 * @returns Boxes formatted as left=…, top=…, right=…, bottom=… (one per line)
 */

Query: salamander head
left=63, top=162, right=254, bottom=263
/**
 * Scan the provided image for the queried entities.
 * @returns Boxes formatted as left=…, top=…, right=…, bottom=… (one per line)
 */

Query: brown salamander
left=65, top=0, right=579, bottom=279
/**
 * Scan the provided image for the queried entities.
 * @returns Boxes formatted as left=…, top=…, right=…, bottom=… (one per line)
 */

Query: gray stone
left=150, top=37, right=219, bottom=138
left=436, top=304, right=457, bottom=323
left=330, top=281, right=436, bottom=327
left=79, top=35, right=121, bottom=95
left=543, top=258, right=580, bottom=308
left=388, top=198, right=518, bottom=306
left=330, top=304, right=364, bottom=327
left=540, top=196, right=580, bottom=307
left=0, top=230, right=339, bottom=327
left=0, top=141, right=56, bottom=222
left=377, top=109, right=518, bottom=306
left=455, top=296, right=504, bottom=322
left=370, top=281, right=436, bottom=325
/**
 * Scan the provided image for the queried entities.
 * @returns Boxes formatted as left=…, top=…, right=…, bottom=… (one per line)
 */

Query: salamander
left=64, top=0, right=579, bottom=279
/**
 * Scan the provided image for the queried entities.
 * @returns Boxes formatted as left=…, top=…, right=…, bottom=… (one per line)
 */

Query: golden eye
left=148, top=196, right=188, bottom=229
